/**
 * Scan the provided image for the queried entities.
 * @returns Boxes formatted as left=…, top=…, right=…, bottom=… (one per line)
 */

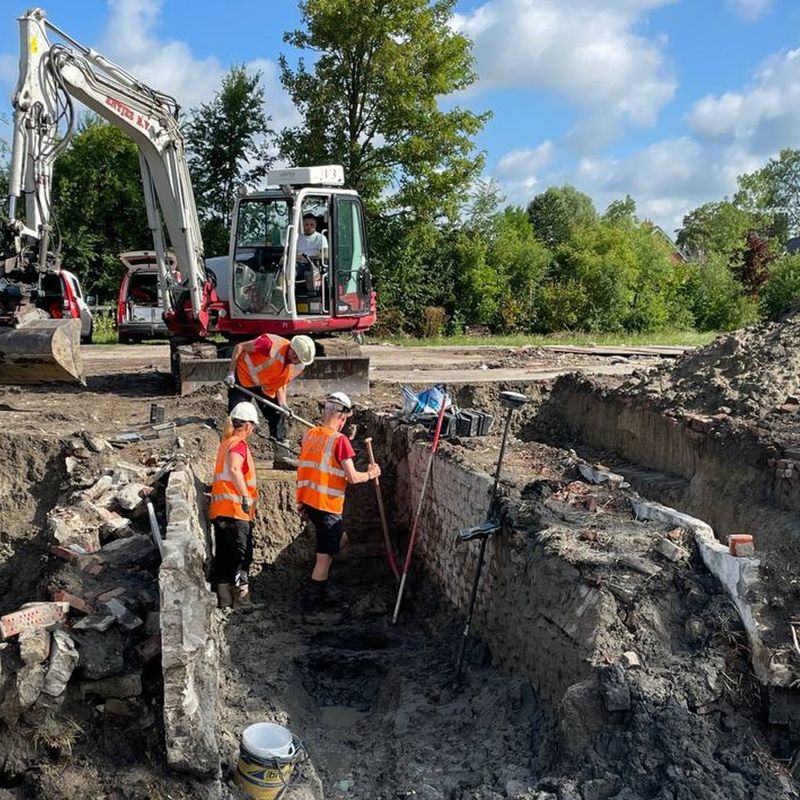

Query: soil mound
left=628, top=306, right=800, bottom=418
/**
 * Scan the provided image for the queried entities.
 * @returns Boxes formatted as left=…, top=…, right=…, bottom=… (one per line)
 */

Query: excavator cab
left=227, top=166, right=373, bottom=325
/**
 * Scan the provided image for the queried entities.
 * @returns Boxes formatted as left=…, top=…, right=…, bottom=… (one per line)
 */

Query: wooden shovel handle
left=365, top=437, right=377, bottom=467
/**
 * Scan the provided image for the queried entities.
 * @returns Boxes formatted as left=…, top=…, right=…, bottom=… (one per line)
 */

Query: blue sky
left=1, top=0, right=799, bottom=235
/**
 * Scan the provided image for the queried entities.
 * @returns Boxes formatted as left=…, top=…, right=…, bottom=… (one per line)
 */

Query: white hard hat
left=326, top=391, right=353, bottom=411
left=230, top=402, right=259, bottom=425
left=290, top=335, right=315, bottom=365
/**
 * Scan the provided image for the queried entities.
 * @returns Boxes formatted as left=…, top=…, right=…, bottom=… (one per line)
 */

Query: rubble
left=18, top=629, right=51, bottom=665
left=80, top=672, right=142, bottom=699
left=42, top=630, right=78, bottom=696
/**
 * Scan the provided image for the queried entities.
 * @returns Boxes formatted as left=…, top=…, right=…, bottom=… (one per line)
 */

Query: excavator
left=0, top=7, right=375, bottom=393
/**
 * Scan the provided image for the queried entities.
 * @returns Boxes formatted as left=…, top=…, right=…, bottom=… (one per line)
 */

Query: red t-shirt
left=252, top=334, right=273, bottom=356
left=333, top=435, right=355, bottom=464
left=229, top=440, right=250, bottom=475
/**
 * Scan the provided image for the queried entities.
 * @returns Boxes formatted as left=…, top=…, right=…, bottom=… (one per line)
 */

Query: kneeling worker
left=225, top=333, right=316, bottom=468
left=209, top=402, right=259, bottom=608
left=296, top=392, right=380, bottom=611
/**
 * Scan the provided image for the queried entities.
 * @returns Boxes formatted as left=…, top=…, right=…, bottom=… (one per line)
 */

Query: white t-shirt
left=297, top=231, right=328, bottom=260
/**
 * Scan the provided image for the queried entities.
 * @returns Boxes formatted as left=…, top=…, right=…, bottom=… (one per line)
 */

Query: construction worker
left=296, top=391, right=380, bottom=612
left=209, top=402, right=259, bottom=608
left=224, top=333, right=315, bottom=467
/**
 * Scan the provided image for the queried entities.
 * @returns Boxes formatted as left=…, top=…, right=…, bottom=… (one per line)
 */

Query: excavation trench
left=214, top=401, right=795, bottom=799
left=520, top=374, right=800, bottom=754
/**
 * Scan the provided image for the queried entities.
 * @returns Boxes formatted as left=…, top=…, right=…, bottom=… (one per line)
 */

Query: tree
left=603, top=195, right=637, bottom=228
left=736, top=148, right=800, bottom=241
left=734, top=231, right=775, bottom=297
left=186, top=66, right=273, bottom=256
left=675, top=200, right=758, bottom=261
left=685, top=253, right=758, bottom=331
left=527, top=185, right=597, bottom=248
left=278, top=0, right=489, bottom=222
left=52, top=116, right=151, bottom=298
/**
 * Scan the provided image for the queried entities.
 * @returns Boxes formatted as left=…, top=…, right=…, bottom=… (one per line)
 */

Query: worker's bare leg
left=312, top=553, right=333, bottom=582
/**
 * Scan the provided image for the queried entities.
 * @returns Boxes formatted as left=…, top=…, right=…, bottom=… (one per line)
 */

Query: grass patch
left=375, top=329, right=719, bottom=349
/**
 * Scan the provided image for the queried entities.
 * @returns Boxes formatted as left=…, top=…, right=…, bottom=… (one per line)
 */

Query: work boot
left=216, top=583, right=233, bottom=609
left=273, top=441, right=298, bottom=471
left=233, top=584, right=251, bottom=608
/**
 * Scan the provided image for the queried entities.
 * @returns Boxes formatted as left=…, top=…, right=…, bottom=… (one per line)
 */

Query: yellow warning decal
left=30, top=37, right=38, bottom=54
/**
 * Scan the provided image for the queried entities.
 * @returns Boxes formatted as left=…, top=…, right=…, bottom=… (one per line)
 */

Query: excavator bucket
left=173, top=339, right=369, bottom=398
left=0, top=318, right=84, bottom=384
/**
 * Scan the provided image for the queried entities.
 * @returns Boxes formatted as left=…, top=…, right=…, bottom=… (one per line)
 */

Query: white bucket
left=242, top=722, right=296, bottom=759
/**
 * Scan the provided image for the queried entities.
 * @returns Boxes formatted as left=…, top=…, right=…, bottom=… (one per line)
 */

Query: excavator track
left=0, top=318, right=84, bottom=384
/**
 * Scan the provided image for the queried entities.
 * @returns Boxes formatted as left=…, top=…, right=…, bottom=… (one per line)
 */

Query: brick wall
left=375, top=418, right=608, bottom=704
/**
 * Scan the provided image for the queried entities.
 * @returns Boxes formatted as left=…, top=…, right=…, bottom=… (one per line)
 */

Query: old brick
left=0, top=602, right=69, bottom=639
left=49, top=545, right=78, bottom=563
left=52, top=591, right=93, bottom=615
left=80, top=672, right=142, bottom=699
left=136, top=634, right=162, bottom=663
left=654, top=537, right=689, bottom=562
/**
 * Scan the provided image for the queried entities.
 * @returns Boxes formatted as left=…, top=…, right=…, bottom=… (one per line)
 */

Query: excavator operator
left=224, top=333, right=316, bottom=468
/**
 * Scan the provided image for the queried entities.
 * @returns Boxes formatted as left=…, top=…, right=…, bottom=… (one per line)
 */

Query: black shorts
left=304, top=506, right=345, bottom=555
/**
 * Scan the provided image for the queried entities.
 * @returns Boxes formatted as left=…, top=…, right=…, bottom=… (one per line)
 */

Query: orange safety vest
left=235, top=334, right=304, bottom=395
left=296, top=426, right=348, bottom=514
left=209, top=435, right=257, bottom=521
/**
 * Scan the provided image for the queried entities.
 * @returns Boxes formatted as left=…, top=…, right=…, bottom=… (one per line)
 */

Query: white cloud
left=688, top=47, right=800, bottom=154
left=453, top=0, right=677, bottom=127
left=99, top=0, right=223, bottom=110
left=725, top=0, right=773, bottom=22
left=493, top=140, right=555, bottom=197
left=245, top=58, right=302, bottom=134
left=496, top=141, right=554, bottom=176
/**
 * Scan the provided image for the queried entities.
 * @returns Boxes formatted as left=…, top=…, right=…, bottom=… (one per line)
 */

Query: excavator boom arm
left=6, top=7, right=207, bottom=322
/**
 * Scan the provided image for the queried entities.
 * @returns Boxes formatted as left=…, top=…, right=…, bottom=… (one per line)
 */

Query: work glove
left=279, top=403, right=292, bottom=416
left=224, top=373, right=236, bottom=388
left=240, top=497, right=253, bottom=513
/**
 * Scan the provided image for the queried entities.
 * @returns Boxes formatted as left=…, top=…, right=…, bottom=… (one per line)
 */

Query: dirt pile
left=624, top=307, right=800, bottom=419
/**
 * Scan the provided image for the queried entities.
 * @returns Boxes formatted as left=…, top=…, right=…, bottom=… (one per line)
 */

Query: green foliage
left=186, top=66, right=273, bottom=255
left=685, top=253, right=758, bottom=331
left=527, top=185, right=597, bottom=248
left=279, top=0, right=489, bottom=222
left=761, top=254, right=800, bottom=318
left=676, top=200, right=761, bottom=262
left=736, top=147, right=800, bottom=240
left=52, top=117, right=151, bottom=298
left=603, top=195, right=637, bottom=228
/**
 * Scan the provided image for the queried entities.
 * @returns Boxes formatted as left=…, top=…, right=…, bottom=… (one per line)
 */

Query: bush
left=421, top=306, right=447, bottom=338
left=685, top=254, right=758, bottom=331
left=535, top=281, right=588, bottom=331
left=372, top=307, right=405, bottom=337
left=761, top=254, right=800, bottom=318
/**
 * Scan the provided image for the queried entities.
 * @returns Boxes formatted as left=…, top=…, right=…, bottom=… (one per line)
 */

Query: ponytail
left=222, top=417, right=248, bottom=440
